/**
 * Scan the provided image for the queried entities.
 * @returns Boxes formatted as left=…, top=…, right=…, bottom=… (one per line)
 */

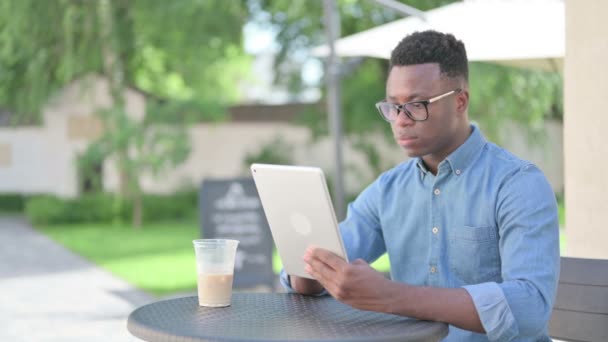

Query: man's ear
left=456, top=89, right=469, bottom=114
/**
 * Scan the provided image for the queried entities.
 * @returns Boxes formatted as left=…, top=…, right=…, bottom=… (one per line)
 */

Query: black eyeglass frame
left=375, top=88, right=462, bottom=122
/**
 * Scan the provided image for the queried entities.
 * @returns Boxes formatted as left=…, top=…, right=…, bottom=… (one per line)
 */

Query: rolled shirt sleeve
left=279, top=269, right=295, bottom=292
left=464, top=282, right=518, bottom=341
left=279, top=269, right=328, bottom=296
left=465, top=164, right=560, bottom=341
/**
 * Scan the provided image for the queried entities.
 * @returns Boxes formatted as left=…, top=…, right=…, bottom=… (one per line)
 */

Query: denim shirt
left=280, top=125, right=560, bottom=342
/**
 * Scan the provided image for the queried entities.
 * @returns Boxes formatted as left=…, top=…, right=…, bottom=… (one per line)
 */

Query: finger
left=303, top=246, right=337, bottom=271
left=308, top=247, right=348, bottom=271
left=305, top=256, right=343, bottom=294
left=306, top=253, right=338, bottom=281
left=305, top=262, right=340, bottom=296
left=303, top=246, right=316, bottom=263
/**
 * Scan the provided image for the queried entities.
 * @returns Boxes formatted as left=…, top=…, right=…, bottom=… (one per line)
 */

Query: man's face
left=386, top=63, right=466, bottom=160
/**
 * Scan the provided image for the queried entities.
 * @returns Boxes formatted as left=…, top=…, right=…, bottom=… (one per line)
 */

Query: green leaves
left=1, top=0, right=254, bottom=227
left=80, top=105, right=191, bottom=182
left=146, top=99, right=228, bottom=124
left=0, top=0, right=101, bottom=124
left=1, top=0, right=251, bottom=123
left=340, top=58, right=390, bottom=137
left=468, top=62, right=562, bottom=145
left=131, top=0, right=250, bottom=104
left=243, top=136, right=294, bottom=168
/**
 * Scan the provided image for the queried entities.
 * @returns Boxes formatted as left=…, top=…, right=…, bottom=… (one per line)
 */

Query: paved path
left=0, top=216, right=154, bottom=341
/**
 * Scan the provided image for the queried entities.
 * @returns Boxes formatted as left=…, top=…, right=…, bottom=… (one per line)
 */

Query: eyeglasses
left=375, top=88, right=462, bottom=122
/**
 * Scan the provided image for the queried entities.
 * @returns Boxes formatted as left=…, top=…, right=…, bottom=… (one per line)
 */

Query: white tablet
left=250, top=163, right=348, bottom=279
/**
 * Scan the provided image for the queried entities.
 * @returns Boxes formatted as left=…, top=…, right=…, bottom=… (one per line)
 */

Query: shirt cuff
left=279, top=269, right=328, bottom=296
left=463, top=282, right=518, bottom=342
left=279, top=269, right=297, bottom=293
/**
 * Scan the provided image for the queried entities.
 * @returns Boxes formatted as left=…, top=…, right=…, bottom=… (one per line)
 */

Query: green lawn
left=38, top=221, right=201, bottom=296
left=37, top=213, right=565, bottom=297
left=36, top=220, right=390, bottom=296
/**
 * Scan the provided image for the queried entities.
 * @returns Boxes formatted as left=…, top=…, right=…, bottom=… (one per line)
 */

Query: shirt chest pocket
left=447, top=225, right=501, bottom=284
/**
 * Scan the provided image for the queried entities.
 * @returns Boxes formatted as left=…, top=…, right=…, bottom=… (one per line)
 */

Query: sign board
left=199, top=178, right=275, bottom=289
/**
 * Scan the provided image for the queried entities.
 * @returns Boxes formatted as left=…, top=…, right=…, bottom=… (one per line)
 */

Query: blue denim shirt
left=280, top=125, right=560, bottom=342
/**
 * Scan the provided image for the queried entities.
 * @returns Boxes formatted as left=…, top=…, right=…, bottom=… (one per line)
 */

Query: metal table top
left=127, top=293, right=448, bottom=342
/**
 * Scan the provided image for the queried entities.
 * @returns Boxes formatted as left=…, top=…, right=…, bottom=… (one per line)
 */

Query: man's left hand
left=303, top=246, right=397, bottom=313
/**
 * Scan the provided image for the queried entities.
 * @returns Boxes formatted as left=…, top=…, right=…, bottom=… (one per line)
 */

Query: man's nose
left=394, top=109, right=415, bottom=126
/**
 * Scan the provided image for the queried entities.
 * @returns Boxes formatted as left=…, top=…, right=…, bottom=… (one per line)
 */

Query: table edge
left=127, top=294, right=450, bottom=342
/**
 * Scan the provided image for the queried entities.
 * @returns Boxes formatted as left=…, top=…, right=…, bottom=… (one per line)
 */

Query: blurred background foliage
left=24, top=191, right=198, bottom=225
left=0, top=0, right=250, bottom=124
left=243, top=136, right=295, bottom=170
left=1, top=0, right=563, bottom=168
left=0, top=0, right=251, bottom=226
left=1, top=0, right=563, bottom=224
left=255, top=0, right=563, bottom=155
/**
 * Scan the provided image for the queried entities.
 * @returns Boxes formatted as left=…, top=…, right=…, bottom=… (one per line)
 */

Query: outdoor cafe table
left=127, top=293, right=448, bottom=342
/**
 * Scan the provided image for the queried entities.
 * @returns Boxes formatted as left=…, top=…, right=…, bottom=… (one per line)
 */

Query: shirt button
left=430, top=266, right=437, bottom=273
left=434, top=188, right=441, bottom=195
left=455, top=169, right=461, bottom=175
left=432, top=227, right=439, bottom=234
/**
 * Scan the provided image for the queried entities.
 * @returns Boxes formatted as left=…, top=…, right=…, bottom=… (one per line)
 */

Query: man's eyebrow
left=387, top=93, right=421, bottom=101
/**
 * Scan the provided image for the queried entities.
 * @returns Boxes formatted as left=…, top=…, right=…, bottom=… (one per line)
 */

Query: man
left=280, top=30, right=560, bottom=341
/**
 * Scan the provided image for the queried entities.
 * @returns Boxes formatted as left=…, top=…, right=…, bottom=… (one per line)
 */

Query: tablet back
left=251, top=164, right=348, bottom=279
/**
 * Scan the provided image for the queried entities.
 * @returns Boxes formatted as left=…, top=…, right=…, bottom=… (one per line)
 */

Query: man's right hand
left=290, top=275, right=325, bottom=295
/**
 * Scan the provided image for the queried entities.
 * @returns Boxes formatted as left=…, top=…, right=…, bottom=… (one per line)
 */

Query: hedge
left=0, top=193, right=28, bottom=212
left=25, top=191, right=198, bottom=225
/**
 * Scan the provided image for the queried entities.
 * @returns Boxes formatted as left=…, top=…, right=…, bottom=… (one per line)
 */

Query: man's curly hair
left=390, top=30, right=468, bottom=81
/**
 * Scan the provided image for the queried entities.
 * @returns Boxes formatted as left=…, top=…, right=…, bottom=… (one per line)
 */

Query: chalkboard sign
left=199, top=178, right=275, bottom=289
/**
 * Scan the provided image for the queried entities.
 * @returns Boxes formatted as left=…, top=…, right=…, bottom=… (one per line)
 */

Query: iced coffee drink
left=192, top=239, right=239, bottom=307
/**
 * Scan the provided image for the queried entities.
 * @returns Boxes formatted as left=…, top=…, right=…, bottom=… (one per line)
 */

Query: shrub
left=25, top=191, right=198, bottom=225
left=142, top=191, right=197, bottom=221
left=0, top=193, right=28, bottom=212
left=242, top=136, right=294, bottom=169
left=24, top=196, right=66, bottom=225
left=64, top=193, right=123, bottom=223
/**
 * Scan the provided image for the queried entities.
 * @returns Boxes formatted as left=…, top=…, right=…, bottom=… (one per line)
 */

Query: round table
left=127, top=293, right=448, bottom=341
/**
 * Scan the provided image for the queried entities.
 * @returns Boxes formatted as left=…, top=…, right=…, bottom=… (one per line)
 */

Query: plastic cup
left=192, top=239, right=239, bottom=307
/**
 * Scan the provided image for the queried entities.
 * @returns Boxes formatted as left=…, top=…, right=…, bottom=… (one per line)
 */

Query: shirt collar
left=416, top=124, right=487, bottom=177
left=444, top=124, right=486, bottom=176
left=416, top=158, right=430, bottom=175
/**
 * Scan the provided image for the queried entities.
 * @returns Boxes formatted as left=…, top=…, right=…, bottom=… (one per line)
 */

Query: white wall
left=103, top=121, right=563, bottom=197
left=0, top=73, right=565, bottom=199
left=0, top=75, right=145, bottom=197
left=1, top=117, right=565, bottom=199
left=563, top=0, right=608, bottom=258
left=0, top=128, right=66, bottom=194
left=104, top=123, right=405, bottom=196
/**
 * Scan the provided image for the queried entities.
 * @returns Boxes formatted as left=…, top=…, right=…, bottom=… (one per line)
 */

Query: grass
left=36, top=200, right=565, bottom=296
left=38, top=221, right=200, bottom=296
left=36, top=219, right=390, bottom=296
left=40, top=223, right=198, bottom=295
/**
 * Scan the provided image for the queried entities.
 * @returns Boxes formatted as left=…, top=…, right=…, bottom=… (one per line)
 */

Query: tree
left=254, top=0, right=562, bottom=183
left=0, top=0, right=250, bottom=227
left=468, top=62, right=562, bottom=144
left=0, top=0, right=249, bottom=120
